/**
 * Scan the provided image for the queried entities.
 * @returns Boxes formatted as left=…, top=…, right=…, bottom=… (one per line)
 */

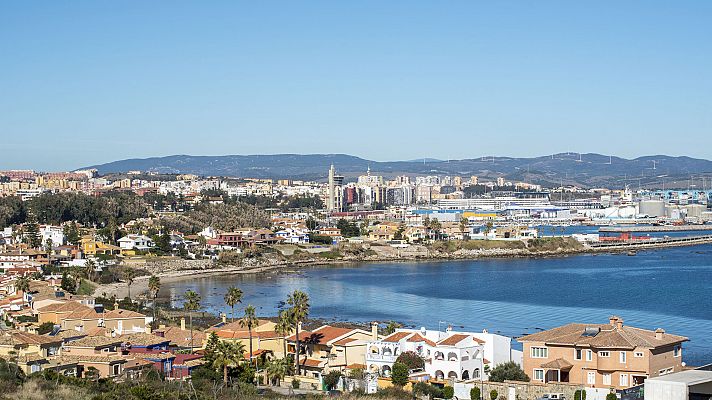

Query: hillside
left=81, top=153, right=712, bottom=188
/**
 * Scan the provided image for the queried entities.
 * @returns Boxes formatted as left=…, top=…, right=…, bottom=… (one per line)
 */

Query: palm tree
left=212, top=340, right=245, bottom=384
left=148, top=275, right=161, bottom=328
left=183, top=289, right=201, bottom=353
left=240, top=305, right=259, bottom=368
left=274, top=310, right=294, bottom=359
left=15, top=276, right=30, bottom=308
left=84, top=259, right=96, bottom=282
left=287, top=290, right=310, bottom=375
left=459, top=217, right=469, bottom=241
left=265, top=358, right=289, bottom=386
left=123, top=268, right=137, bottom=300
left=224, top=286, right=243, bottom=323
left=69, top=267, right=83, bottom=293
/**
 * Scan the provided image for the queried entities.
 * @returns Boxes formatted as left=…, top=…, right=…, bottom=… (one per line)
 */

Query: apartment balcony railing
left=366, top=354, right=397, bottom=362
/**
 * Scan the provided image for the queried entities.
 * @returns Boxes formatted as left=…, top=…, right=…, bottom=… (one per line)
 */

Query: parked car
left=537, top=394, right=566, bottom=400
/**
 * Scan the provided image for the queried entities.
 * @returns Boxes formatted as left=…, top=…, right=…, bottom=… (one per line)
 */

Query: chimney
left=180, top=317, right=186, bottom=331
left=446, top=325, right=453, bottom=333
left=609, top=316, right=619, bottom=327
left=616, top=318, right=624, bottom=330
left=222, top=313, right=227, bottom=324
left=655, top=328, right=665, bottom=340
left=159, top=324, right=166, bottom=330
left=145, top=324, right=151, bottom=335
left=371, top=321, right=379, bottom=341
left=420, top=327, right=427, bottom=336
left=298, top=321, right=303, bottom=332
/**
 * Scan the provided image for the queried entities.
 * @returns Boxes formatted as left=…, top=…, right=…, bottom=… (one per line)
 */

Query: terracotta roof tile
left=519, top=322, right=688, bottom=349
left=382, top=332, right=410, bottom=343
left=437, top=334, right=470, bottom=346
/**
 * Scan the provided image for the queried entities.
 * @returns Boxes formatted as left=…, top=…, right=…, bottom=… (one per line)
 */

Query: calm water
left=160, top=244, right=712, bottom=366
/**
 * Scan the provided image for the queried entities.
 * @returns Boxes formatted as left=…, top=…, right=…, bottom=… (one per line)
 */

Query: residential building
left=117, top=234, right=154, bottom=251
left=287, top=324, right=376, bottom=379
left=518, top=316, right=688, bottom=390
left=366, top=326, right=520, bottom=382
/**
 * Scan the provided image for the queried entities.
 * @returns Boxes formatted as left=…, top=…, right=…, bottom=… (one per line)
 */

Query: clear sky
left=1, top=1, right=711, bottom=171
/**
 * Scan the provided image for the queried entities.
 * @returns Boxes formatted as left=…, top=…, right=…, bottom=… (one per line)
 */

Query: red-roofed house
left=366, top=325, right=519, bottom=383
left=287, top=323, right=378, bottom=379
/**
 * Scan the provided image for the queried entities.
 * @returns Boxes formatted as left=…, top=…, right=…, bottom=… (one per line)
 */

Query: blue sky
left=1, top=1, right=711, bottom=171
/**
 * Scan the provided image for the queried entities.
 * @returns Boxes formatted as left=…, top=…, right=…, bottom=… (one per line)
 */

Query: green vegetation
left=488, top=361, right=529, bottom=382
left=527, top=237, right=583, bottom=252
left=606, top=394, right=617, bottom=400
left=315, top=250, right=342, bottom=259
left=490, top=389, right=499, bottom=400
left=412, top=382, right=443, bottom=399
left=337, top=218, right=361, bottom=237
left=470, top=387, right=481, bottom=400
left=394, top=351, right=425, bottom=371
left=323, top=370, right=342, bottom=391
left=390, top=362, right=409, bottom=387
left=574, top=389, right=587, bottom=400
left=442, top=385, right=454, bottom=399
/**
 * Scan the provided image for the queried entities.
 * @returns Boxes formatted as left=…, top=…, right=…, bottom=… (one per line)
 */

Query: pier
left=599, top=225, right=712, bottom=233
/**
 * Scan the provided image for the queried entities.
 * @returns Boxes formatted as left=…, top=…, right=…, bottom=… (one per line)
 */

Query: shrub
left=575, top=389, right=587, bottom=400
left=490, top=389, right=498, bottom=400
left=605, top=394, right=617, bottom=400
left=291, top=378, right=300, bottom=389
left=36, top=322, right=55, bottom=335
left=470, top=387, right=481, bottom=400
left=412, top=382, right=442, bottom=399
left=488, top=361, right=529, bottom=382
left=323, top=370, right=342, bottom=390
left=443, top=385, right=454, bottom=399
left=391, top=362, right=409, bottom=387
left=395, top=351, right=425, bottom=371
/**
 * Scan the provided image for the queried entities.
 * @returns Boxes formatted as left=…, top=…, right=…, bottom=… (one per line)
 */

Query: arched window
left=369, top=364, right=379, bottom=373
left=369, top=346, right=380, bottom=354
left=462, top=370, right=470, bottom=380
left=435, top=370, right=445, bottom=380
left=381, top=365, right=392, bottom=377
left=434, top=351, right=445, bottom=361
left=383, top=347, right=393, bottom=356
left=447, top=352, right=458, bottom=361
left=474, top=368, right=480, bottom=379
left=448, top=371, right=458, bottom=379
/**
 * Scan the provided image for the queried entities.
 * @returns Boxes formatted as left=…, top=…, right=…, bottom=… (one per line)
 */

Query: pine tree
left=23, top=214, right=41, bottom=248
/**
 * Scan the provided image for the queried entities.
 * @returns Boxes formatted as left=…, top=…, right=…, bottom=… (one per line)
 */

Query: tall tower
left=328, top=164, right=336, bottom=211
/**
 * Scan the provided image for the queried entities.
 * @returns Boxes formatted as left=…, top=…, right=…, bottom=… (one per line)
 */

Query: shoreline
left=94, top=237, right=712, bottom=299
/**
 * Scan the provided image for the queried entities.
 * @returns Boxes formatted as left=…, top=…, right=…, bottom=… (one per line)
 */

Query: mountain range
left=82, top=153, right=712, bottom=188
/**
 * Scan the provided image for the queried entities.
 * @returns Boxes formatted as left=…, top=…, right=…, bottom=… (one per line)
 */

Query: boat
left=627, top=250, right=637, bottom=256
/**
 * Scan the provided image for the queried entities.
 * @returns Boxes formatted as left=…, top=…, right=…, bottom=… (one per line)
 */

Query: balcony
left=366, top=353, right=397, bottom=362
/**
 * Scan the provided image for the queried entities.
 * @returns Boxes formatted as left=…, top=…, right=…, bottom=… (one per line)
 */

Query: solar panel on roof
left=49, top=325, right=61, bottom=336
left=582, top=327, right=600, bottom=337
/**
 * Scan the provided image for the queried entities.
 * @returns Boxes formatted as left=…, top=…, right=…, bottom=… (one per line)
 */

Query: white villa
left=365, top=326, right=522, bottom=382
left=117, top=234, right=154, bottom=251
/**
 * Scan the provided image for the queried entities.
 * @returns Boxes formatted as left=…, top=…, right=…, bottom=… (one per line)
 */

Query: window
left=587, top=371, right=596, bottom=385
left=620, top=373, right=629, bottom=387
left=620, top=351, right=627, bottom=363
left=531, top=347, right=548, bottom=358
left=599, top=351, right=610, bottom=358
left=112, top=364, right=120, bottom=376
left=674, top=345, right=682, bottom=357
left=574, top=348, right=582, bottom=360
left=586, top=350, right=593, bottom=361
left=659, top=368, right=673, bottom=375
left=534, top=369, right=544, bottom=382
left=634, top=352, right=644, bottom=358
left=603, top=373, right=611, bottom=385
left=31, top=364, right=41, bottom=373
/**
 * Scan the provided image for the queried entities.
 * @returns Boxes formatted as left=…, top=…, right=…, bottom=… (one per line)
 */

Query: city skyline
left=2, top=1, right=712, bottom=170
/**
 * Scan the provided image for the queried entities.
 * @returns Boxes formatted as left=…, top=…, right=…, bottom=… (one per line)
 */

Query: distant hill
left=81, top=153, right=712, bottom=188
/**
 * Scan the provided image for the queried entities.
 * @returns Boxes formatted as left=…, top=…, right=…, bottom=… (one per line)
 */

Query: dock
left=589, top=234, right=712, bottom=249
left=599, top=225, right=712, bottom=233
